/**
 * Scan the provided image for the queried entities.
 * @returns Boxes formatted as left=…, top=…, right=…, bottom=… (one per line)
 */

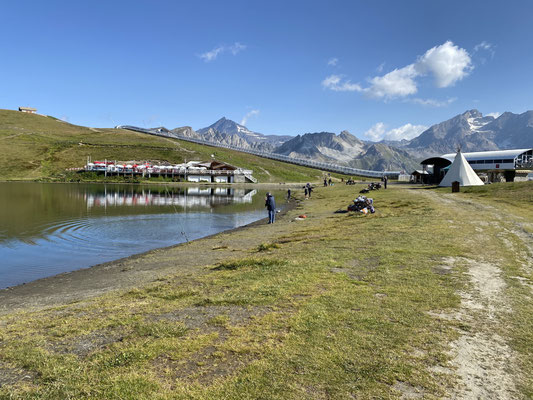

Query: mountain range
left=402, top=109, right=533, bottom=158
left=143, top=109, right=533, bottom=172
left=197, top=117, right=292, bottom=150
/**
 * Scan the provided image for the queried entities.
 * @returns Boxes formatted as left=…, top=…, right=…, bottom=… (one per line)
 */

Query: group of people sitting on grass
left=348, top=195, right=375, bottom=214
left=359, top=182, right=381, bottom=193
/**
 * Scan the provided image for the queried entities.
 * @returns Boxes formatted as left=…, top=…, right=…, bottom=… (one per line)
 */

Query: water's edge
left=0, top=202, right=291, bottom=295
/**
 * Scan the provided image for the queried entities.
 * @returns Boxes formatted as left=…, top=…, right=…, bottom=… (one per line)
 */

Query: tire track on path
left=417, top=189, right=525, bottom=399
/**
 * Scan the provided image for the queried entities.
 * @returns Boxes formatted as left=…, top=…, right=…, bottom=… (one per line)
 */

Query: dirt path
left=158, top=136, right=196, bottom=153
left=0, top=132, right=30, bottom=141
left=418, top=189, right=530, bottom=399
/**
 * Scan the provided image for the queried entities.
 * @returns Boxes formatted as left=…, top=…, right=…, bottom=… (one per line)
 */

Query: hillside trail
left=158, top=135, right=196, bottom=153
left=416, top=188, right=532, bottom=400
left=0, top=132, right=29, bottom=141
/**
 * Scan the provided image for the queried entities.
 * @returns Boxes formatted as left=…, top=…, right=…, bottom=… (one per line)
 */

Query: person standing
left=383, top=175, right=388, bottom=189
left=265, top=192, right=276, bottom=224
left=287, top=189, right=291, bottom=200
left=306, top=183, right=313, bottom=198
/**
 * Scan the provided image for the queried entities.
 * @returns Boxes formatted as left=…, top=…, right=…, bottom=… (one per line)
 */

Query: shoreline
left=0, top=178, right=320, bottom=186
left=0, top=199, right=297, bottom=315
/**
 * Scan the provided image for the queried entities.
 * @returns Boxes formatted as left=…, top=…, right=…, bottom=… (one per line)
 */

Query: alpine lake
left=0, top=182, right=286, bottom=289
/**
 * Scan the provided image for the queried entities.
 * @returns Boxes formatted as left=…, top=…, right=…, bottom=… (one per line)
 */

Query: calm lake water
left=0, top=182, right=282, bottom=289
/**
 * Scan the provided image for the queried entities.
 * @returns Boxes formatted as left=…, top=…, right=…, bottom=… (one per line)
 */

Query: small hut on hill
left=18, top=107, right=37, bottom=114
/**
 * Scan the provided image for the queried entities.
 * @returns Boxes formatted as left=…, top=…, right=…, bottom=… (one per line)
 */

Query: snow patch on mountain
left=467, top=117, right=491, bottom=132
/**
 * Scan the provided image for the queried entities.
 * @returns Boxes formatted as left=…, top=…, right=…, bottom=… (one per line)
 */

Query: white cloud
left=411, top=97, right=457, bottom=107
left=416, top=41, right=473, bottom=87
left=240, top=109, right=260, bottom=126
left=474, top=41, right=495, bottom=56
left=366, top=64, right=418, bottom=99
left=322, top=41, right=472, bottom=100
left=199, top=42, right=246, bottom=62
left=376, top=62, right=385, bottom=73
left=199, top=46, right=225, bottom=62
left=327, top=57, right=338, bottom=66
left=321, top=75, right=362, bottom=92
left=229, top=42, right=246, bottom=55
left=383, top=123, right=428, bottom=141
left=364, top=122, right=427, bottom=141
left=486, top=112, right=502, bottom=119
left=364, top=122, right=387, bottom=141
left=473, top=41, right=495, bottom=64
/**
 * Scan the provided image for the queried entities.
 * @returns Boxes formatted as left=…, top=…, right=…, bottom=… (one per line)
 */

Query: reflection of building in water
left=84, top=160, right=257, bottom=183
left=85, top=187, right=257, bottom=209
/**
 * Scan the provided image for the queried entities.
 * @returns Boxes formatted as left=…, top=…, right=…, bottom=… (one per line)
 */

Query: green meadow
left=1, top=182, right=531, bottom=399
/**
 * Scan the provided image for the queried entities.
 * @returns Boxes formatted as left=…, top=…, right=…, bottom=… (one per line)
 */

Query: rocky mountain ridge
left=141, top=109, right=532, bottom=172
left=400, top=109, right=533, bottom=158
left=196, top=117, right=292, bottom=151
left=274, top=130, right=419, bottom=171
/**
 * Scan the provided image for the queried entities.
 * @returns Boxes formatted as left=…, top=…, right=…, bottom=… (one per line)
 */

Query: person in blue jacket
left=265, top=192, right=276, bottom=224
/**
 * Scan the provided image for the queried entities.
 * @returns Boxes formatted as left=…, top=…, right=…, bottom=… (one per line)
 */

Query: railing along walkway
left=117, top=125, right=401, bottom=179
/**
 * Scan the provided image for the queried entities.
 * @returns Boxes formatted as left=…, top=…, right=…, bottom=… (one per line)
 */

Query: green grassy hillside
left=0, top=109, right=326, bottom=183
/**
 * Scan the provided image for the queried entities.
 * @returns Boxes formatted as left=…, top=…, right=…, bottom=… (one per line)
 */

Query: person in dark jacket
left=306, top=183, right=313, bottom=198
left=265, top=192, right=276, bottom=224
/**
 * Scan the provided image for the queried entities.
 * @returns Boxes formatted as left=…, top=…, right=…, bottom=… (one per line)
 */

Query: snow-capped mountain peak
left=196, top=117, right=293, bottom=150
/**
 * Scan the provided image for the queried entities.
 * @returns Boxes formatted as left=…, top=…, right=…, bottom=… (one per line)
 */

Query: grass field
left=0, top=109, right=330, bottom=183
left=1, top=182, right=531, bottom=399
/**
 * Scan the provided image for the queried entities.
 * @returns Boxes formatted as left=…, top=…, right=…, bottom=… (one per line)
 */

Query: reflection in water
left=0, top=183, right=261, bottom=244
left=0, top=183, right=271, bottom=289
left=85, top=188, right=257, bottom=208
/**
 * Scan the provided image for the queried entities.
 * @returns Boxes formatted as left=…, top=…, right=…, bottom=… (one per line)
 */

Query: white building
left=421, top=148, right=533, bottom=183
left=18, top=107, right=37, bottom=114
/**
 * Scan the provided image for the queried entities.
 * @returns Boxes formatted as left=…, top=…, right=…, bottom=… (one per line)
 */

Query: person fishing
left=265, top=192, right=276, bottom=224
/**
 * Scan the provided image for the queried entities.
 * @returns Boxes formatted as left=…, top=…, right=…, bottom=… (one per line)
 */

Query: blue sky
left=1, top=0, right=532, bottom=141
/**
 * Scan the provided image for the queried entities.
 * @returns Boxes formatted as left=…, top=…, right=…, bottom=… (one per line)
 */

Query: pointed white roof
left=439, top=150, right=484, bottom=187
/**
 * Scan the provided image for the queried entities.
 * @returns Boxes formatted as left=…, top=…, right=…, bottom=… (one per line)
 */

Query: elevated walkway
left=117, top=125, right=401, bottom=179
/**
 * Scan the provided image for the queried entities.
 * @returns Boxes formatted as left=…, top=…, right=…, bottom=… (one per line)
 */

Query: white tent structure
left=439, top=150, right=484, bottom=187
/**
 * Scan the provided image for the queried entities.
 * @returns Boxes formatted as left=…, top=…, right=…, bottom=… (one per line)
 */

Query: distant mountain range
left=273, top=130, right=419, bottom=171
left=146, top=117, right=292, bottom=152
left=197, top=117, right=292, bottom=150
left=401, top=109, right=533, bottom=158
left=142, top=109, right=532, bottom=172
